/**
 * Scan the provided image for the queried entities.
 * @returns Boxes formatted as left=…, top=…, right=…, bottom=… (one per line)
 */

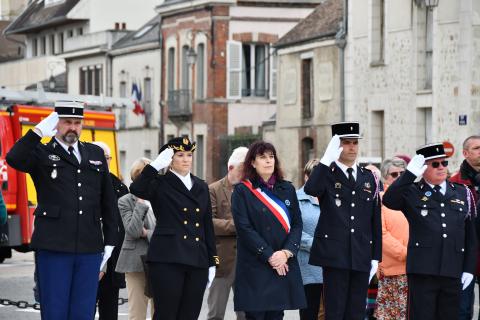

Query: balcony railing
left=167, top=89, right=192, bottom=120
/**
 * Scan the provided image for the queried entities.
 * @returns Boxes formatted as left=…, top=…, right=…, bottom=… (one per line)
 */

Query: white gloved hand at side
left=35, top=112, right=59, bottom=137
left=406, top=154, right=427, bottom=177
left=207, top=266, right=216, bottom=289
left=99, top=245, right=114, bottom=271
left=150, top=148, right=174, bottom=171
left=320, top=135, right=343, bottom=166
left=369, top=260, right=379, bottom=283
left=461, top=272, right=474, bottom=290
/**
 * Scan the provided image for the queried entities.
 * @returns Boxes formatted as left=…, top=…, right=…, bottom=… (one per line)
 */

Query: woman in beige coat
left=116, top=158, right=156, bottom=320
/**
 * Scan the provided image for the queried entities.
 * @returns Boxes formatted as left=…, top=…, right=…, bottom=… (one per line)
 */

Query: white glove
left=150, top=148, right=174, bottom=171
left=406, top=154, right=427, bottom=177
left=369, top=260, right=379, bottom=283
left=320, top=135, right=343, bottom=166
left=35, top=112, right=59, bottom=137
left=99, top=245, right=114, bottom=271
left=461, top=272, right=474, bottom=290
left=207, top=266, right=216, bottom=289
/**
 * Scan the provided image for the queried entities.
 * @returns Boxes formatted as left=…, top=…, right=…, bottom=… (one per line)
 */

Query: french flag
left=131, top=83, right=144, bottom=115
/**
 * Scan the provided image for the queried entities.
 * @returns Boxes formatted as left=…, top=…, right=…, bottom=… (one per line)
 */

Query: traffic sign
left=443, top=141, right=455, bottom=157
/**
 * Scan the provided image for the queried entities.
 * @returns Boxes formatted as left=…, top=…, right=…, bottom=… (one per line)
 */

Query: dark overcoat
left=6, top=130, right=118, bottom=253
left=304, top=163, right=382, bottom=272
left=231, top=178, right=306, bottom=312
left=383, top=171, right=477, bottom=278
left=129, top=165, right=218, bottom=268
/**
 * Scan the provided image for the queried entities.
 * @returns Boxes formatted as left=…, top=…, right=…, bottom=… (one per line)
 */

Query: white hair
left=228, top=146, right=248, bottom=168
left=91, top=141, right=111, bottom=157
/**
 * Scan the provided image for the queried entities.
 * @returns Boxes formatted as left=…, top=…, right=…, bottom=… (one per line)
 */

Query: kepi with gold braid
left=159, top=136, right=196, bottom=154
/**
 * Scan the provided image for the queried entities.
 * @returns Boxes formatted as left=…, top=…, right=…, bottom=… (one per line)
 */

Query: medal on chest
left=51, top=168, right=57, bottom=179
left=420, top=209, right=428, bottom=217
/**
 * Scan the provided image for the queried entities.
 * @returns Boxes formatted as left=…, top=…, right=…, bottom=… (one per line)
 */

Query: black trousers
left=407, top=273, right=461, bottom=320
left=96, top=276, right=119, bottom=320
left=149, top=262, right=208, bottom=320
left=245, top=311, right=284, bottom=320
left=323, top=267, right=369, bottom=320
left=299, top=283, right=323, bottom=320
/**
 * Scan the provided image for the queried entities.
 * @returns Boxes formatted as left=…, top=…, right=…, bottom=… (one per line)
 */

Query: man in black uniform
left=6, top=101, right=118, bottom=320
left=382, top=143, right=477, bottom=320
left=93, top=141, right=129, bottom=320
left=304, top=122, right=382, bottom=320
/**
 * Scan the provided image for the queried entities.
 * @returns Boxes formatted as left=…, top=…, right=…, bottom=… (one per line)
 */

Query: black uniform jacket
left=383, top=171, right=477, bottom=278
left=304, top=162, right=382, bottom=272
left=231, top=178, right=306, bottom=312
left=6, top=130, right=118, bottom=253
left=129, top=165, right=217, bottom=268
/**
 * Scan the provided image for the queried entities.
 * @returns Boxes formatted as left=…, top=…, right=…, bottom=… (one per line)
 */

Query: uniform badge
left=48, top=154, right=60, bottom=161
left=52, top=142, right=57, bottom=148
left=335, top=199, right=342, bottom=207
left=51, top=168, right=57, bottom=179
left=285, top=200, right=290, bottom=206
left=421, top=196, right=428, bottom=201
left=89, top=160, right=103, bottom=165
left=364, top=182, right=371, bottom=189
left=421, top=209, right=428, bottom=217
left=425, top=191, right=432, bottom=197
left=335, top=182, right=342, bottom=189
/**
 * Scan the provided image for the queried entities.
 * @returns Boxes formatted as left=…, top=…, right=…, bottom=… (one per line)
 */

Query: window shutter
left=227, top=40, right=242, bottom=99
left=269, top=47, right=278, bottom=100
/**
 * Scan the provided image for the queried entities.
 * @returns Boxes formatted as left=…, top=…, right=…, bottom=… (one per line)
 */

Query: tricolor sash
left=242, top=180, right=291, bottom=233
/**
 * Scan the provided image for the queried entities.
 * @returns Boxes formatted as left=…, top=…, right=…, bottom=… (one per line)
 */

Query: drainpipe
left=158, top=17, right=165, bottom=150
left=335, top=0, right=348, bottom=121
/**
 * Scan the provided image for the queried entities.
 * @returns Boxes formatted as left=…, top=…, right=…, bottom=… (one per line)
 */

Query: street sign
left=443, top=141, right=455, bottom=157
left=459, top=115, right=467, bottom=126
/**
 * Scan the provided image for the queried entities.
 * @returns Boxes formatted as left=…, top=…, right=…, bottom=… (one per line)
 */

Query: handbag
left=140, top=254, right=153, bottom=298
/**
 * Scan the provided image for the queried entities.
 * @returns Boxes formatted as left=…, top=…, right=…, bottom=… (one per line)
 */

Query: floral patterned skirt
left=374, top=274, right=408, bottom=320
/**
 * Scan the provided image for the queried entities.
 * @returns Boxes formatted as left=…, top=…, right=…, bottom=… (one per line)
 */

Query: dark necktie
left=433, top=185, right=442, bottom=194
left=347, top=167, right=355, bottom=184
left=68, top=146, right=79, bottom=165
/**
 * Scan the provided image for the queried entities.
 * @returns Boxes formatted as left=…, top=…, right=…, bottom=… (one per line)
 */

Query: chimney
left=121, top=23, right=126, bottom=30
left=114, top=22, right=119, bottom=30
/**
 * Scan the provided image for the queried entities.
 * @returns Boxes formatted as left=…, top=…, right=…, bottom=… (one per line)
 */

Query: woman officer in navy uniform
left=129, top=137, right=218, bottom=320
left=232, top=141, right=306, bottom=319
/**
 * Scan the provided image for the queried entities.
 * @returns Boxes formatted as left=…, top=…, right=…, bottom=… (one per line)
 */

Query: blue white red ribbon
left=242, top=180, right=291, bottom=233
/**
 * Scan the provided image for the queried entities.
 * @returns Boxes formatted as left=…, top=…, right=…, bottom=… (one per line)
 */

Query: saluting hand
left=34, top=112, right=59, bottom=137
left=150, top=148, right=174, bottom=171
left=320, top=135, right=343, bottom=166
left=406, top=154, right=427, bottom=177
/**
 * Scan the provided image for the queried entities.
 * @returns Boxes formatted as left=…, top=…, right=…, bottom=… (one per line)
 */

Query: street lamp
left=415, top=0, right=439, bottom=9
left=186, top=47, right=197, bottom=66
left=48, top=75, right=56, bottom=91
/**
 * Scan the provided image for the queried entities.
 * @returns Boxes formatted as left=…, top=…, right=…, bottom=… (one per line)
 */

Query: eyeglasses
left=430, top=160, right=448, bottom=168
left=388, top=171, right=405, bottom=178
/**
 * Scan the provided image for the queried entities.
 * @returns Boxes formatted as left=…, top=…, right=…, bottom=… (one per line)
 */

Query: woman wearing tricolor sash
left=232, top=141, right=306, bottom=320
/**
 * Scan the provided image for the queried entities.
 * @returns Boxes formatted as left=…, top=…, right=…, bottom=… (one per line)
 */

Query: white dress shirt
left=55, top=137, right=81, bottom=163
left=427, top=180, right=447, bottom=195
left=170, top=169, right=193, bottom=190
left=335, top=160, right=357, bottom=181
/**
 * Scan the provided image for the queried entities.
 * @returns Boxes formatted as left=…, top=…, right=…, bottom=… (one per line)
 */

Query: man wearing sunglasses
left=450, top=136, right=480, bottom=320
left=383, top=143, right=477, bottom=320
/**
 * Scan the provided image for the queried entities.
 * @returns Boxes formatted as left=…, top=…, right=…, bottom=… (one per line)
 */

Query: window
left=195, top=135, right=204, bottom=178
left=301, top=58, right=313, bottom=119
left=301, top=137, right=314, bottom=171
left=80, top=65, right=103, bottom=95
left=144, top=149, right=151, bottom=159
left=77, top=28, right=83, bottom=36
left=67, top=30, right=74, bottom=38
left=119, top=81, right=127, bottom=129
left=181, top=45, right=189, bottom=89
left=371, top=0, right=385, bottom=63
left=143, top=78, right=152, bottom=127
left=417, top=107, right=432, bottom=144
left=49, top=34, right=55, bottom=54
left=58, top=33, right=64, bottom=53
left=242, top=44, right=267, bottom=97
left=417, top=7, right=433, bottom=90
left=227, top=41, right=272, bottom=99
left=371, top=111, right=385, bottom=159
left=32, top=38, right=38, bottom=56
left=167, top=47, right=175, bottom=94
left=41, top=36, right=46, bottom=55
left=196, top=43, right=205, bottom=99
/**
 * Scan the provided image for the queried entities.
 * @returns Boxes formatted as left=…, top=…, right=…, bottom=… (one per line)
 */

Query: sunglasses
left=430, top=160, right=448, bottom=168
left=388, top=171, right=405, bottom=178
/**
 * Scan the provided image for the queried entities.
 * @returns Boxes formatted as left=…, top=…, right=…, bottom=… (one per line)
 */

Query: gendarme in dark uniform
left=304, top=122, right=382, bottom=320
left=383, top=143, right=477, bottom=320
left=130, top=137, right=218, bottom=320
left=6, top=102, right=118, bottom=320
